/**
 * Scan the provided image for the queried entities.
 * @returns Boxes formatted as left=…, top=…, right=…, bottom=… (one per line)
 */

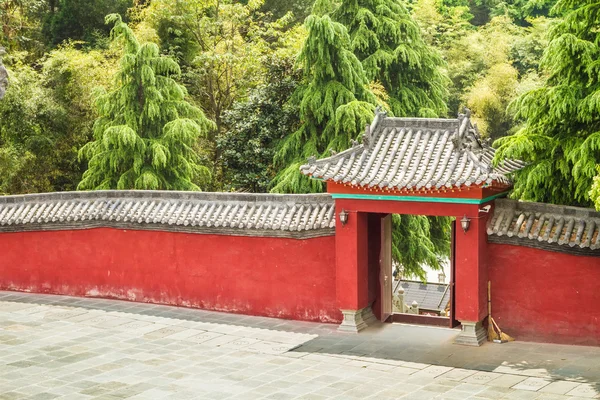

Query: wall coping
left=0, top=191, right=336, bottom=239
left=488, top=199, right=600, bottom=256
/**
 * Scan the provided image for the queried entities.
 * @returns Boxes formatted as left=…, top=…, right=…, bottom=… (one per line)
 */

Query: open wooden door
left=380, top=214, right=393, bottom=322
left=449, top=220, right=460, bottom=328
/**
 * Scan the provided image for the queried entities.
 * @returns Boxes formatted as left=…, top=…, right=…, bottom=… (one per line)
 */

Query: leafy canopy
left=78, top=14, right=214, bottom=191
left=219, top=56, right=301, bottom=193
left=494, top=0, right=600, bottom=207
left=333, top=0, right=448, bottom=117
left=271, top=10, right=377, bottom=194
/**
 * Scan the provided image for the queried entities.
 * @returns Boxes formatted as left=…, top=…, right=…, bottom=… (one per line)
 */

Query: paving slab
left=1, top=291, right=600, bottom=400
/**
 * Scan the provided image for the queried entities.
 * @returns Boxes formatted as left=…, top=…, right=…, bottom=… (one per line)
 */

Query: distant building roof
left=488, top=199, right=600, bottom=255
left=300, top=109, right=525, bottom=193
left=395, top=280, right=450, bottom=313
left=0, top=191, right=335, bottom=238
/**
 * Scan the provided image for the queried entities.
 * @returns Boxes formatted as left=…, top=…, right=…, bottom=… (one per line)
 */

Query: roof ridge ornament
left=363, top=124, right=371, bottom=148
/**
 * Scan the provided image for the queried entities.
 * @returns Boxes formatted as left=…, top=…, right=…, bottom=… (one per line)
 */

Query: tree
left=494, top=0, right=600, bottom=208
left=332, top=0, right=448, bottom=117
left=330, top=0, right=451, bottom=278
left=260, top=0, right=315, bottom=23
left=219, top=56, right=301, bottom=192
left=136, top=0, right=303, bottom=189
left=0, top=0, right=47, bottom=57
left=43, top=0, right=133, bottom=46
left=0, top=65, right=71, bottom=194
left=78, top=14, right=214, bottom=191
left=393, top=215, right=451, bottom=281
left=491, top=0, right=557, bottom=25
left=271, top=5, right=449, bottom=279
left=271, top=10, right=378, bottom=194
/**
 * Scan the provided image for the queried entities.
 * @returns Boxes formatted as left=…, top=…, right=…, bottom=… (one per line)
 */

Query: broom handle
left=488, top=281, right=492, bottom=317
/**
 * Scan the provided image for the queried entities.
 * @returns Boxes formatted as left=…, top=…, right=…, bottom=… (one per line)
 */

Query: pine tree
left=494, top=0, right=600, bottom=207
left=271, top=8, right=378, bottom=194
left=78, top=14, right=214, bottom=191
left=332, top=0, right=447, bottom=117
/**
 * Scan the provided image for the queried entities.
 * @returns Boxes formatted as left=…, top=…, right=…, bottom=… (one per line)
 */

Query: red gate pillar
left=454, top=211, right=489, bottom=346
left=335, top=207, right=376, bottom=332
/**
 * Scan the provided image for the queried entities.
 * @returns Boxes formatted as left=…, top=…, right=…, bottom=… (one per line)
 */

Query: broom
left=487, top=281, right=514, bottom=343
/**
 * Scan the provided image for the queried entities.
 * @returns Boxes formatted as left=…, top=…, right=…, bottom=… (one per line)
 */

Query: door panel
left=449, top=220, right=460, bottom=328
left=380, top=214, right=393, bottom=322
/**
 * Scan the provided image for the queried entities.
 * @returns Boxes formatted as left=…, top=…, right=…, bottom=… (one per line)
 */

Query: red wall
left=0, top=228, right=341, bottom=323
left=488, top=243, right=600, bottom=346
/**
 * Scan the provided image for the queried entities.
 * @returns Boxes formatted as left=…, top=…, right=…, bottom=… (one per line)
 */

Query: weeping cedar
left=272, top=2, right=450, bottom=279
left=78, top=14, right=214, bottom=191
left=494, top=0, right=600, bottom=209
left=332, top=0, right=448, bottom=118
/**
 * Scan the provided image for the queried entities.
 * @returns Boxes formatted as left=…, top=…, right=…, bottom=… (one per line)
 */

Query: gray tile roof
left=0, top=191, right=335, bottom=238
left=300, top=110, right=525, bottom=192
left=487, top=199, right=600, bottom=255
left=394, top=280, right=450, bottom=313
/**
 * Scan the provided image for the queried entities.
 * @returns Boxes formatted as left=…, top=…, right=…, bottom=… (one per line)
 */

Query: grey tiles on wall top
left=488, top=198, right=600, bottom=253
left=0, top=191, right=336, bottom=236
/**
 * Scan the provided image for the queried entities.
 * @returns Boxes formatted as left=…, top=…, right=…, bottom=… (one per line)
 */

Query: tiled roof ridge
left=0, top=191, right=336, bottom=238
left=488, top=198, right=600, bottom=255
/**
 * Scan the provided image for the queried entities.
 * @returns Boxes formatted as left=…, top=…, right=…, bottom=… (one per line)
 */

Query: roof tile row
left=488, top=199, right=600, bottom=252
left=0, top=191, right=336, bottom=234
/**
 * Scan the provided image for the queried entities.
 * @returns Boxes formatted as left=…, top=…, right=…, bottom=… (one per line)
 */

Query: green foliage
left=494, top=0, right=600, bottom=207
left=410, top=0, right=473, bottom=50
left=333, top=0, right=448, bottom=117
left=0, top=0, right=47, bottom=58
left=219, top=57, right=301, bottom=192
left=136, top=0, right=304, bottom=189
left=78, top=14, right=214, bottom=191
left=491, top=0, right=557, bottom=24
left=260, top=0, right=315, bottom=22
left=0, top=64, right=73, bottom=193
left=271, top=12, right=377, bottom=194
left=43, top=0, right=133, bottom=46
left=393, top=215, right=452, bottom=281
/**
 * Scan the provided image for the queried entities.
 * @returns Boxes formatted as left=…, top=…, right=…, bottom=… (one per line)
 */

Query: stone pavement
left=0, top=291, right=599, bottom=399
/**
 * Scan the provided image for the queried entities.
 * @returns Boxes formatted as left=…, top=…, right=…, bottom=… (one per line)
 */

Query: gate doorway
left=378, top=217, right=460, bottom=329
left=300, top=110, right=524, bottom=345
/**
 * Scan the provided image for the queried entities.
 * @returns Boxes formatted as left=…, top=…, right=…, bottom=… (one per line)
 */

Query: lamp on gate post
left=460, top=215, right=471, bottom=233
left=339, top=209, right=349, bottom=225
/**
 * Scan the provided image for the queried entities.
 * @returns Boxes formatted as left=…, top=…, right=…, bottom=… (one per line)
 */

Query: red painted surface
left=335, top=208, right=369, bottom=310
left=334, top=197, right=491, bottom=325
left=0, top=228, right=341, bottom=323
left=488, top=243, right=600, bottom=345
left=454, top=215, right=490, bottom=322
